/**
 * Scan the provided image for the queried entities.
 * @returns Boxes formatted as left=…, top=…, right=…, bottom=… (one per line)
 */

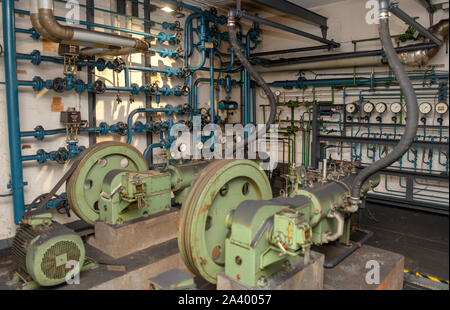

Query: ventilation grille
left=11, top=224, right=39, bottom=272
left=41, top=241, right=81, bottom=280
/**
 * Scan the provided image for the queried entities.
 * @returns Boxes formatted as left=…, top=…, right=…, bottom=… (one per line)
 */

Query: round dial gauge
left=435, top=103, right=449, bottom=115
left=403, top=104, right=408, bottom=113
left=274, top=90, right=282, bottom=97
left=346, top=103, right=358, bottom=114
left=375, top=102, right=387, bottom=114
left=419, top=102, right=433, bottom=115
left=390, top=102, right=402, bottom=114
left=363, top=102, right=375, bottom=114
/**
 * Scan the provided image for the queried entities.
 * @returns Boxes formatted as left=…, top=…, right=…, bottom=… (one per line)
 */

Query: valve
left=149, top=82, right=159, bottom=95
left=54, top=147, right=69, bottom=164
left=116, top=122, right=129, bottom=136
left=52, top=77, right=66, bottom=93
left=93, top=80, right=106, bottom=94
left=112, top=57, right=126, bottom=73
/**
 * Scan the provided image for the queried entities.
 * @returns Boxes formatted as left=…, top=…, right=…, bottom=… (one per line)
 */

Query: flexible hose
left=228, top=12, right=277, bottom=153
left=350, top=0, right=419, bottom=202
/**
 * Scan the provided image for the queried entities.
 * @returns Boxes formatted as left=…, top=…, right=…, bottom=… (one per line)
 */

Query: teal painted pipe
left=2, top=0, right=26, bottom=224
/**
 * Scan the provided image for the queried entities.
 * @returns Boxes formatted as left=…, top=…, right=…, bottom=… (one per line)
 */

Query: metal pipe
left=237, top=10, right=339, bottom=48
left=251, top=44, right=332, bottom=58
left=389, top=3, right=443, bottom=47
left=2, top=0, right=26, bottom=224
left=255, top=42, right=440, bottom=72
left=30, top=0, right=60, bottom=42
left=228, top=10, right=277, bottom=153
left=37, top=0, right=149, bottom=50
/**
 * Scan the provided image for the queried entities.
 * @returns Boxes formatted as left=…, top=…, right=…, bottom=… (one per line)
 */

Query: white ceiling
left=182, top=0, right=347, bottom=11
left=287, top=0, right=347, bottom=9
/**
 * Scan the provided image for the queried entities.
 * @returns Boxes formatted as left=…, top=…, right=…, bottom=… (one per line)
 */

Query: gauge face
left=274, top=90, right=282, bottom=97
left=363, top=102, right=375, bottom=114
left=403, top=104, right=408, bottom=113
left=419, top=102, right=433, bottom=115
left=390, top=102, right=402, bottom=114
left=346, top=103, right=358, bottom=114
left=435, top=103, right=449, bottom=115
left=375, top=102, right=387, bottom=114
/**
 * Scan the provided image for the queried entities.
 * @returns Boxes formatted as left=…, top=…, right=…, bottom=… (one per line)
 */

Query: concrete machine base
left=217, top=251, right=325, bottom=290
left=88, top=209, right=180, bottom=259
left=216, top=245, right=404, bottom=290
left=0, top=211, right=404, bottom=290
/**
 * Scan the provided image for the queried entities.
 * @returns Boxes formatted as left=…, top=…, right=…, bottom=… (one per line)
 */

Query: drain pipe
left=350, top=0, right=419, bottom=207
left=38, top=0, right=149, bottom=51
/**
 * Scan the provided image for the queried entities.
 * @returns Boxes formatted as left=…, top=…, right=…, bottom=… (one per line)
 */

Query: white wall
left=0, top=0, right=448, bottom=242
left=254, top=0, right=449, bottom=200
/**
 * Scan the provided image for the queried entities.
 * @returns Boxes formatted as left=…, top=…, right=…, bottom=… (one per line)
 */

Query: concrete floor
left=0, top=202, right=448, bottom=290
left=358, top=203, right=449, bottom=284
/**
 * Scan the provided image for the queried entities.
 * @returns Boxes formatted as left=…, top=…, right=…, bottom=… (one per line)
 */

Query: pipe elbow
left=38, top=2, right=74, bottom=42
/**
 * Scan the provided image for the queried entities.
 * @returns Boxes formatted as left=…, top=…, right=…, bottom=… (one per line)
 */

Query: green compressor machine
left=177, top=160, right=379, bottom=287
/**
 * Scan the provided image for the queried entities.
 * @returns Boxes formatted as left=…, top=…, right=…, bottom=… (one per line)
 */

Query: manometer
left=375, top=102, right=387, bottom=114
left=390, top=102, right=402, bottom=114
left=363, top=102, right=375, bottom=114
left=419, top=102, right=433, bottom=115
left=346, top=102, right=358, bottom=114
left=435, top=103, right=448, bottom=115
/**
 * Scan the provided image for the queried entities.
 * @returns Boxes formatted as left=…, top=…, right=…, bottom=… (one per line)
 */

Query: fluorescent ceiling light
left=161, top=6, right=175, bottom=13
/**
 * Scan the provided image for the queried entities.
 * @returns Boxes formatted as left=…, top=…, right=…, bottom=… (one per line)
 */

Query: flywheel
left=178, top=159, right=272, bottom=284
left=66, top=141, right=148, bottom=225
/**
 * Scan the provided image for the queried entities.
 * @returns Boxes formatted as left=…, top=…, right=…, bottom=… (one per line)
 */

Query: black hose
left=228, top=11, right=277, bottom=153
left=350, top=0, right=419, bottom=202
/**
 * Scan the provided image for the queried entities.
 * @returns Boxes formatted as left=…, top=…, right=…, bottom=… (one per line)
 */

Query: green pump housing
left=225, top=170, right=380, bottom=287
left=98, top=161, right=210, bottom=225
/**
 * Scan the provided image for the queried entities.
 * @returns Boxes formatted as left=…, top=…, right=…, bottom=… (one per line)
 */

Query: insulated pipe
left=37, top=0, right=149, bottom=50
left=350, top=0, right=419, bottom=205
left=228, top=10, right=277, bottom=152
left=30, top=0, right=60, bottom=42
left=255, top=19, right=448, bottom=73
left=79, top=47, right=137, bottom=57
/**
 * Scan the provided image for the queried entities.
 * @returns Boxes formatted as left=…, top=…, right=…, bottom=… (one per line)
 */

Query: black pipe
left=236, top=10, right=339, bottom=48
left=228, top=10, right=277, bottom=153
left=254, top=42, right=438, bottom=67
left=350, top=0, right=419, bottom=204
left=251, top=44, right=332, bottom=58
left=389, top=3, right=443, bottom=47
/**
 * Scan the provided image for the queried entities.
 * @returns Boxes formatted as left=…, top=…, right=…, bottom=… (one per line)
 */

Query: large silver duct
left=36, top=0, right=149, bottom=51
left=79, top=47, right=138, bottom=57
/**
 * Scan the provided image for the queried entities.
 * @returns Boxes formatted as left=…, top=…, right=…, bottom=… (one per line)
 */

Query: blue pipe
left=210, top=49, right=215, bottom=125
left=2, top=0, right=25, bottom=224
left=127, top=108, right=172, bottom=144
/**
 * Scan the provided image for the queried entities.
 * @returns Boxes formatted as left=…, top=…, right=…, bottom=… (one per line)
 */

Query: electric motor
left=11, top=221, right=85, bottom=287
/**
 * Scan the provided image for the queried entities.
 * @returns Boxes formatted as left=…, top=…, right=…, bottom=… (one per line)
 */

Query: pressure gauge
left=375, top=102, right=387, bottom=114
left=419, top=102, right=433, bottom=115
left=346, top=102, right=358, bottom=114
left=274, top=90, right=282, bottom=97
left=390, top=102, right=402, bottom=114
left=435, top=103, right=449, bottom=115
left=403, top=104, right=408, bottom=113
left=363, top=102, right=375, bottom=114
